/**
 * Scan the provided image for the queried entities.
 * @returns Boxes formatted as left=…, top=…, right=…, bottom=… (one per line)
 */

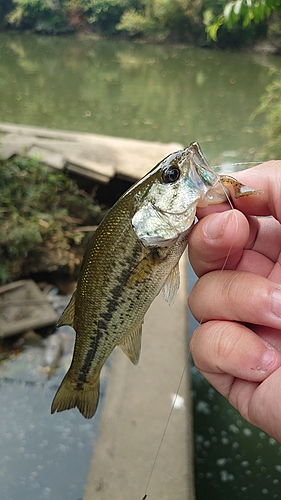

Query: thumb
left=188, top=209, right=249, bottom=277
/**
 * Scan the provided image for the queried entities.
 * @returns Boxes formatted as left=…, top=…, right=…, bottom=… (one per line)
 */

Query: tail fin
left=51, top=371, right=100, bottom=419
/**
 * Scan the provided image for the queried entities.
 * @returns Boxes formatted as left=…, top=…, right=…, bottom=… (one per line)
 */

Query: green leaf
left=224, top=2, right=237, bottom=19
left=233, top=0, right=243, bottom=15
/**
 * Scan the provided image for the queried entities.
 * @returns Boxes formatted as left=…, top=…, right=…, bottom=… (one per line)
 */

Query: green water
left=193, top=370, right=281, bottom=500
left=1, top=33, right=280, bottom=164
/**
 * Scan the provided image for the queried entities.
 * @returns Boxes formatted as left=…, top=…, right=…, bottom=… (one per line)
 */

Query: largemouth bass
left=51, top=142, right=260, bottom=419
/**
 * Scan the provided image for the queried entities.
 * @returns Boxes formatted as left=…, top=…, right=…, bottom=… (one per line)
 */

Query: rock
left=0, top=280, right=58, bottom=337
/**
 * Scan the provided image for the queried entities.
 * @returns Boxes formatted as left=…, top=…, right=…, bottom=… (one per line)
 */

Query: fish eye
left=161, top=166, right=181, bottom=184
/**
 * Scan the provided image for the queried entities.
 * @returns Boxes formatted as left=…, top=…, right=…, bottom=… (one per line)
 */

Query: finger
left=190, top=209, right=281, bottom=278
left=227, top=369, right=281, bottom=443
left=188, top=270, right=281, bottom=329
left=254, top=324, right=281, bottom=352
left=197, top=162, right=281, bottom=221
left=190, top=320, right=281, bottom=441
left=225, top=161, right=281, bottom=220
left=247, top=216, right=281, bottom=263
left=245, top=368, right=281, bottom=441
left=190, top=321, right=281, bottom=385
left=188, top=209, right=252, bottom=277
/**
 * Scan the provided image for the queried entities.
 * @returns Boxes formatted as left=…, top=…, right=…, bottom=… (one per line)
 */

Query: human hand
left=188, top=161, right=281, bottom=442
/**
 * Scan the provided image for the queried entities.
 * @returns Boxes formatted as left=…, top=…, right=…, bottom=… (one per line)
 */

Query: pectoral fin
left=119, top=321, right=143, bottom=365
left=127, top=248, right=168, bottom=287
left=57, top=290, right=76, bottom=328
left=162, top=263, right=180, bottom=305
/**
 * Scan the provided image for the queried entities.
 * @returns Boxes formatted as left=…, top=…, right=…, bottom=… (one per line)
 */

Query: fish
left=51, top=142, right=261, bottom=419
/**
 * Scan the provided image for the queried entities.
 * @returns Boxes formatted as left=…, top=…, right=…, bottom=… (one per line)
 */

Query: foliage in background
left=0, top=155, right=101, bottom=284
left=2, top=0, right=132, bottom=35
left=5, top=0, right=70, bottom=34
left=205, top=0, right=281, bottom=41
left=0, top=0, right=12, bottom=29
left=254, top=69, right=281, bottom=158
left=116, top=0, right=206, bottom=43
left=202, top=0, right=281, bottom=159
left=0, top=0, right=273, bottom=45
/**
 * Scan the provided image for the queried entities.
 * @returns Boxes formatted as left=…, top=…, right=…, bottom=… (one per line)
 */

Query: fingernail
left=204, top=212, right=230, bottom=240
left=271, top=288, right=281, bottom=317
left=257, top=342, right=278, bottom=373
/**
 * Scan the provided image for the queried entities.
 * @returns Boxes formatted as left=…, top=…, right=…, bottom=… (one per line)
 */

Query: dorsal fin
left=118, top=321, right=143, bottom=365
left=57, top=290, right=76, bottom=328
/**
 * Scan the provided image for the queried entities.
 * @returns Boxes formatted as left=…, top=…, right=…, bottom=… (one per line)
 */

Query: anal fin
left=118, top=321, right=143, bottom=365
left=57, top=289, right=76, bottom=328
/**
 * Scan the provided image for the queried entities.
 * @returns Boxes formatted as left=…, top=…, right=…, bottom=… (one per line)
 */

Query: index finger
left=224, top=161, right=281, bottom=219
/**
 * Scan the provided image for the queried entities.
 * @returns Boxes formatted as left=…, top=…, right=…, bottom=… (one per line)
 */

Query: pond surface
left=0, top=312, right=107, bottom=500
left=1, top=32, right=281, bottom=500
left=1, top=33, right=281, bottom=165
left=188, top=265, right=281, bottom=500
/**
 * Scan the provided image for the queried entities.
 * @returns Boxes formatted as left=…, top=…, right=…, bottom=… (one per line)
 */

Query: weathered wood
left=27, top=145, right=65, bottom=170
left=0, top=122, right=183, bottom=183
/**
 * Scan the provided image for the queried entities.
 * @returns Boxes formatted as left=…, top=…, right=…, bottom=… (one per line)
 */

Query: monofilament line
left=141, top=167, right=241, bottom=499
left=141, top=361, right=187, bottom=499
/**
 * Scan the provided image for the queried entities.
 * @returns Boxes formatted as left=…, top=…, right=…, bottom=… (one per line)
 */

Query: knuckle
left=220, top=272, right=249, bottom=314
left=215, top=322, right=244, bottom=362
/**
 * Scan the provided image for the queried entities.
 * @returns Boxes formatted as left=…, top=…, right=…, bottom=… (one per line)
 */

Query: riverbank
left=0, top=123, right=195, bottom=499
left=1, top=0, right=280, bottom=52
left=0, top=122, right=182, bottom=184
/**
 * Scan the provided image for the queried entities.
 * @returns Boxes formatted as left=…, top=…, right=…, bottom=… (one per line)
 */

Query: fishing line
left=141, top=164, right=246, bottom=499
left=141, top=359, right=188, bottom=499
left=213, top=161, right=259, bottom=169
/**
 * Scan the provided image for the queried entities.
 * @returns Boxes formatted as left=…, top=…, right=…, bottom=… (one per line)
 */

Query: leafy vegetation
left=254, top=69, right=281, bottom=158
left=0, top=0, right=273, bottom=46
left=203, top=1, right=281, bottom=158
left=0, top=155, right=101, bottom=284
left=206, top=0, right=281, bottom=41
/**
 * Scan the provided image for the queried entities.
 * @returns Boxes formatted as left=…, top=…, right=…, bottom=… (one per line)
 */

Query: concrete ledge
left=84, top=256, right=195, bottom=500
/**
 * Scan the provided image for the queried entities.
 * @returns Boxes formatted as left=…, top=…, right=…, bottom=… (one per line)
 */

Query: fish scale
left=51, top=142, right=261, bottom=418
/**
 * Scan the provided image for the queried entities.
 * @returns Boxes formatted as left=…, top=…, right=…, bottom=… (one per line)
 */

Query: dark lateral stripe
left=75, top=262, right=135, bottom=387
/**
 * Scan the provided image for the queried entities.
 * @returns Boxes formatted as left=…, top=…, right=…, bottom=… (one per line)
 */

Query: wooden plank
left=27, top=145, right=66, bottom=170
left=0, top=123, right=183, bottom=183
left=66, top=161, right=112, bottom=184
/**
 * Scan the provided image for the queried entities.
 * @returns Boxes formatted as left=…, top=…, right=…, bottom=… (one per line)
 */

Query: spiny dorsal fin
left=57, top=290, right=76, bottom=328
left=162, top=263, right=180, bottom=305
left=118, top=321, right=143, bottom=365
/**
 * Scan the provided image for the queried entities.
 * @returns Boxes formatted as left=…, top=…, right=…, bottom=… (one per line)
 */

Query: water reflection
left=188, top=264, right=281, bottom=500
left=193, top=370, right=281, bottom=500
left=0, top=33, right=280, bottom=163
left=0, top=325, right=105, bottom=500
